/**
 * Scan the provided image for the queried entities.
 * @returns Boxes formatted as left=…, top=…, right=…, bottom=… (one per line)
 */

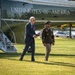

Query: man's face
left=31, top=18, right=35, bottom=24
left=46, top=24, right=50, bottom=28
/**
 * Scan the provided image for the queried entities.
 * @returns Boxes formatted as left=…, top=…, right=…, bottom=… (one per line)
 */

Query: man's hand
left=33, top=35, right=38, bottom=38
left=52, top=42, right=55, bottom=45
left=43, top=43, right=46, bottom=46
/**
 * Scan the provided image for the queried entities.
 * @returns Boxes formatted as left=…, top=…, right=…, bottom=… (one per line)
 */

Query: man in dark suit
left=19, top=16, right=39, bottom=61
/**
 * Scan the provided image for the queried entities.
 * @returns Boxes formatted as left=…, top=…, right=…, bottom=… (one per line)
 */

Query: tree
left=2, top=10, right=9, bottom=18
left=14, top=13, right=19, bottom=19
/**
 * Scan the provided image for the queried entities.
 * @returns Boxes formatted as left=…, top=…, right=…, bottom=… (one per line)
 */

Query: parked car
left=55, top=31, right=75, bottom=38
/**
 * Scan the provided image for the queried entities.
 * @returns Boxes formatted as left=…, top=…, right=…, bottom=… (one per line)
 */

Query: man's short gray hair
left=29, top=16, right=35, bottom=22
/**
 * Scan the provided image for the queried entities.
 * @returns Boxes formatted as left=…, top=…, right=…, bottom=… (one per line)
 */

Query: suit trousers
left=45, top=44, right=51, bottom=61
left=20, top=40, right=35, bottom=60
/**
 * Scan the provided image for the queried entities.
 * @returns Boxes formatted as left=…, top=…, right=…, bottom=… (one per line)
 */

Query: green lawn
left=0, top=38, right=75, bottom=75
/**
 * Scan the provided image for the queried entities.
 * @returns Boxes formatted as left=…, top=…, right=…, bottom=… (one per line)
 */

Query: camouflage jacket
left=42, top=28, right=55, bottom=44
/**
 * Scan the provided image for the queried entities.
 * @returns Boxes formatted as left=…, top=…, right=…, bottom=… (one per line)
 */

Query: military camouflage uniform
left=42, top=28, right=55, bottom=61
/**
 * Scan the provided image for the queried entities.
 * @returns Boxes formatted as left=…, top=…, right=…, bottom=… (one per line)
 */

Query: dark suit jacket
left=25, top=23, right=36, bottom=43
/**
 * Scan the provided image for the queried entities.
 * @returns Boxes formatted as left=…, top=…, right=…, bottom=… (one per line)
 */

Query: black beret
left=45, top=21, right=51, bottom=25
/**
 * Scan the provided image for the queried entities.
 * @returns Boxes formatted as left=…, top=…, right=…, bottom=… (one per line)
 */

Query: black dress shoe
left=31, top=59, right=35, bottom=62
left=19, top=58, right=22, bottom=61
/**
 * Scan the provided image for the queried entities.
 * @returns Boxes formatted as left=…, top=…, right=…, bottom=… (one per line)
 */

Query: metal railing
left=1, top=19, right=17, bottom=44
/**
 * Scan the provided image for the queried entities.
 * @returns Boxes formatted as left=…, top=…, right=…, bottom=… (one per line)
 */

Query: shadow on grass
left=0, top=53, right=75, bottom=58
left=0, top=53, right=21, bottom=58
left=7, top=57, right=75, bottom=68
left=35, top=61, right=75, bottom=68
left=6, top=58, right=75, bottom=68
left=0, top=52, right=75, bottom=68
left=23, top=60, right=75, bottom=68
left=35, top=53, right=75, bottom=57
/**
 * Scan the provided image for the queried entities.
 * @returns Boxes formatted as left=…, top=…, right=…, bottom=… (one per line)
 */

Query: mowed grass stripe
left=0, top=38, right=75, bottom=75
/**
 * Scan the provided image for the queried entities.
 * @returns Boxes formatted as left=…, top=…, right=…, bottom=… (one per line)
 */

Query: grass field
left=0, top=38, right=75, bottom=75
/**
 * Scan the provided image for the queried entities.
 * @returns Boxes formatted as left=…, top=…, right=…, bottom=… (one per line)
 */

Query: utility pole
left=69, top=23, right=72, bottom=38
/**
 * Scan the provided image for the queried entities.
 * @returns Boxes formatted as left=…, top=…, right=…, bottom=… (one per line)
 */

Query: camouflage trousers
left=45, top=44, right=51, bottom=61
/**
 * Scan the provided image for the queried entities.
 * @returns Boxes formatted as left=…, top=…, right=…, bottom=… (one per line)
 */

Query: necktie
left=31, top=25, right=34, bottom=28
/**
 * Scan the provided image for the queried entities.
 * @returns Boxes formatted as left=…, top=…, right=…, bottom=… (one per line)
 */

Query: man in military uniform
left=42, top=21, right=55, bottom=61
